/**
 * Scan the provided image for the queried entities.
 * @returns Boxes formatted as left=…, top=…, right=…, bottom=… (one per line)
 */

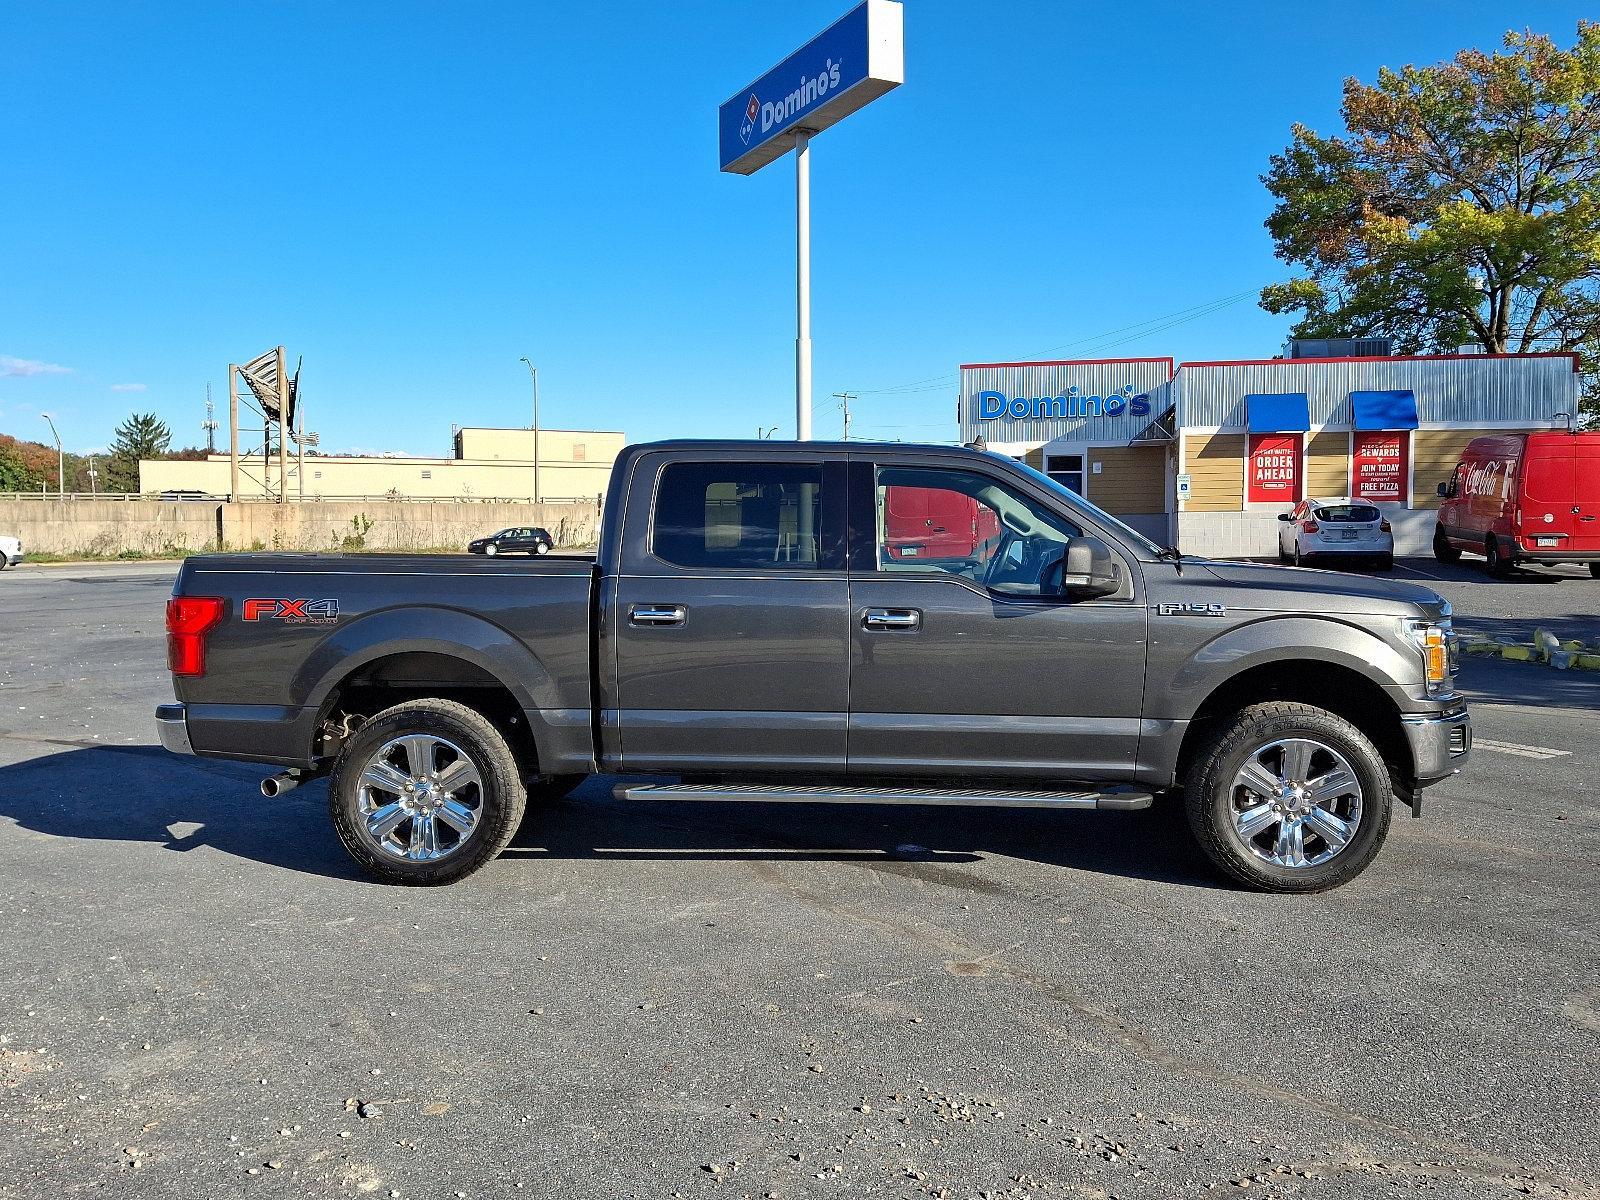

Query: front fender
left=1160, top=614, right=1421, bottom=721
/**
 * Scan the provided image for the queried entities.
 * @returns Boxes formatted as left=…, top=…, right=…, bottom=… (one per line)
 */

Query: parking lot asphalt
left=1, top=560, right=1596, bottom=1199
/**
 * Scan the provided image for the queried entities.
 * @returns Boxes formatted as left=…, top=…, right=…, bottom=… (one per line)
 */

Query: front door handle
left=862, top=607, right=920, bottom=631
left=629, top=604, right=686, bottom=627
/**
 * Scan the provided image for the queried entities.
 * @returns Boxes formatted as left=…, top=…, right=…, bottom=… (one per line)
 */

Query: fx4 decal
left=242, top=597, right=340, bottom=625
left=1158, top=602, right=1227, bottom=617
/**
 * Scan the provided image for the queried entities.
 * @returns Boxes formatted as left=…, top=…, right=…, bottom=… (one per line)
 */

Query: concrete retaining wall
left=1179, top=508, right=1436, bottom=559
left=0, top=498, right=602, bottom=557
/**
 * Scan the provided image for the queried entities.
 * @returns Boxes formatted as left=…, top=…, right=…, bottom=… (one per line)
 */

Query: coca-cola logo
left=1462, top=459, right=1511, bottom=500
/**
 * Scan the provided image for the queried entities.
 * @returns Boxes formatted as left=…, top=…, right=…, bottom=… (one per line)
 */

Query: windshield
left=1013, top=460, right=1167, bottom=557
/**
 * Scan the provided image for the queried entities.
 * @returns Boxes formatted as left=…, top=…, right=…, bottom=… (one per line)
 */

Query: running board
left=612, top=782, right=1153, bottom=811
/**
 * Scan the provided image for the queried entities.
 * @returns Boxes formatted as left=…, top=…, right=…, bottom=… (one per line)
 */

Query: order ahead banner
left=718, top=0, right=904, bottom=175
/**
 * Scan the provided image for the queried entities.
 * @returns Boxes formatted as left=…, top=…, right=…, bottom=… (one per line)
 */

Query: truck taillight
left=166, top=596, right=225, bottom=677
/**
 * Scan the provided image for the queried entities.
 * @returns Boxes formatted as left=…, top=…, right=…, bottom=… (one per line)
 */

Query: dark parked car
left=157, top=440, right=1469, bottom=893
left=468, top=527, right=553, bottom=556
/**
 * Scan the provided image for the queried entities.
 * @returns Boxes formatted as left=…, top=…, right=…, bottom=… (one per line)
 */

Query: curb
left=1459, top=629, right=1600, bottom=672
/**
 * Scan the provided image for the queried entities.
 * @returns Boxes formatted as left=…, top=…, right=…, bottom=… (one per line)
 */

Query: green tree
left=1260, top=23, right=1600, bottom=420
left=0, top=436, right=41, bottom=492
left=105, top=412, right=172, bottom=492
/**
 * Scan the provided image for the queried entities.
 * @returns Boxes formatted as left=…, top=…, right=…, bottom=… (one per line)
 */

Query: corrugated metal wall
left=959, top=360, right=1175, bottom=445
left=1177, top=355, right=1580, bottom=430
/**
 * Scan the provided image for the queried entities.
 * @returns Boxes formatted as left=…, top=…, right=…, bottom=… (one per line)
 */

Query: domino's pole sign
left=718, top=0, right=904, bottom=175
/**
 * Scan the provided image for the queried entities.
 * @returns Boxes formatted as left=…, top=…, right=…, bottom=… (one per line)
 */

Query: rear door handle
left=628, top=604, right=686, bottom=627
left=862, top=607, right=920, bottom=631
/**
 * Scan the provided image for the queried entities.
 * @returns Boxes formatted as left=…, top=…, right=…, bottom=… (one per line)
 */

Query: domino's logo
left=739, top=94, right=759, bottom=145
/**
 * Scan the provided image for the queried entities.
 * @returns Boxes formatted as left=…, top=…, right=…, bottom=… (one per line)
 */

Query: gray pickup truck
left=157, top=440, right=1469, bottom=892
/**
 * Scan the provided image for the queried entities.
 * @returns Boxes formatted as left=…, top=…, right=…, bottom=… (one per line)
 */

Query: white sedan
left=1277, top=499, right=1393, bottom=570
left=0, top=535, right=21, bottom=569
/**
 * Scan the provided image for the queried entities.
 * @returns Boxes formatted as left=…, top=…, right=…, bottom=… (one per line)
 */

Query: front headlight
left=1403, top=616, right=1455, bottom=694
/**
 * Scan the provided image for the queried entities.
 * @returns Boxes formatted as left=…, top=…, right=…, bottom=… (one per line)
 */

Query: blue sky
left=1, top=1, right=1591, bottom=455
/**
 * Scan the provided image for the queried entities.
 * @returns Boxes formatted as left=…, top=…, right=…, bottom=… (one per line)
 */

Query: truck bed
left=170, top=552, right=597, bottom=768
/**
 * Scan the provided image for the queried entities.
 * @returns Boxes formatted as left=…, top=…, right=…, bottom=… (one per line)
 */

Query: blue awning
left=1245, top=393, right=1310, bottom=433
left=1350, top=390, right=1419, bottom=430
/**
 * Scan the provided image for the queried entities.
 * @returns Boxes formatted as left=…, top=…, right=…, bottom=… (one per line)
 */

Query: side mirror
left=1436, top=481, right=1448, bottom=497
left=1277, top=512, right=1291, bottom=522
left=1055, top=535, right=1121, bottom=598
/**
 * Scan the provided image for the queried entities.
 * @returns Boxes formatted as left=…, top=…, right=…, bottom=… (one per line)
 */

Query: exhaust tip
left=261, top=772, right=298, bottom=798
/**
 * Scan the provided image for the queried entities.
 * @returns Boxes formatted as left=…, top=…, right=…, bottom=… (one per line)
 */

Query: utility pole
left=520, top=357, right=541, bottom=504
left=275, top=345, right=289, bottom=504
left=87, top=454, right=98, bottom=496
left=40, top=413, right=63, bottom=496
left=831, top=391, right=857, bottom=441
left=227, top=365, right=240, bottom=501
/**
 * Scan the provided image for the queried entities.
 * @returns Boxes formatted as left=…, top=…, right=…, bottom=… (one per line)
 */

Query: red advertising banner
left=1351, top=430, right=1408, bottom=503
left=1247, top=432, right=1302, bottom=504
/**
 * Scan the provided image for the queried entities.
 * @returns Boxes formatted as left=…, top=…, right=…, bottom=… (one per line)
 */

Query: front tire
left=1184, top=701, right=1393, bottom=893
left=329, top=698, right=527, bottom=885
left=485, top=543, right=497, bottom=557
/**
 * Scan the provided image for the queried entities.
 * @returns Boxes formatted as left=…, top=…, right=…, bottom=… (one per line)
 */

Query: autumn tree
left=1261, top=23, right=1600, bottom=416
left=105, top=412, right=171, bottom=492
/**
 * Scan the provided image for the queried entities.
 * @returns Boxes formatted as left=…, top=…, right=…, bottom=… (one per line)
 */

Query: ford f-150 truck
left=156, top=440, right=1470, bottom=892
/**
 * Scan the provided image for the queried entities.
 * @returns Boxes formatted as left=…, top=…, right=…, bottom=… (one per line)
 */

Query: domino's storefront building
left=960, top=351, right=1582, bottom=557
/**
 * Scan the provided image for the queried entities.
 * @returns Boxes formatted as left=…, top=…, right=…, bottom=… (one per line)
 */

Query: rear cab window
left=652, top=461, right=830, bottom=570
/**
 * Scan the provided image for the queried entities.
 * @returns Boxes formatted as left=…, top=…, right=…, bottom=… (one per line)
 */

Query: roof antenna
left=964, top=435, right=987, bottom=452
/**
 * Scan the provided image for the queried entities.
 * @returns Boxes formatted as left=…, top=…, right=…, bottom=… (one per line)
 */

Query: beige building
left=139, top=427, right=626, bottom=502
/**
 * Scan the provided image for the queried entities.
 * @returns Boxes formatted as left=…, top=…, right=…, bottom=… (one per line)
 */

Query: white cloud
left=0, top=355, right=73, bottom=378
left=110, top=382, right=147, bottom=392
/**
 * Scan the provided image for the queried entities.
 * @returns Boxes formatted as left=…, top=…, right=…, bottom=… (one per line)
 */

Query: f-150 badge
left=1158, top=602, right=1227, bottom=616
left=242, top=597, right=340, bottom=624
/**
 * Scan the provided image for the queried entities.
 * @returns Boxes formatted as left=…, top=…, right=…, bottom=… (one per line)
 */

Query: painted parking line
left=1474, top=737, right=1572, bottom=760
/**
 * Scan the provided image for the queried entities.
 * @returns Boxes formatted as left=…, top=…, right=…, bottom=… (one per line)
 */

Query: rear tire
left=329, top=698, right=526, bottom=886
left=1589, top=563, right=1600, bottom=580
left=1184, top=701, right=1393, bottom=893
left=535, top=542, right=551, bottom=555
left=1484, top=536, right=1510, bottom=577
left=1293, top=543, right=1306, bottom=567
left=1432, top=525, right=1461, bottom=563
left=1375, top=554, right=1394, bottom=571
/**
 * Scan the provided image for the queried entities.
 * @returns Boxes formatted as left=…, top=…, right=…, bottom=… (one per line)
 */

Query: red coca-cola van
left=1433, top=431, right=1600, bottom=576
left=883, top=483, right=1001, bottom=562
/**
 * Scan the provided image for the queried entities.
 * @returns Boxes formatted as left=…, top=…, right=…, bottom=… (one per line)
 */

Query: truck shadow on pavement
left=0, top=744, right=365, bottom=881
left=506, top=778, right=1222, bottom=891
left=0, top=746, right=1220, bottom=889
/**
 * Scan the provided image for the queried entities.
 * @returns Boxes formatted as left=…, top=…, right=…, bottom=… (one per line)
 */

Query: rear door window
left=653, top=461, right=828, bottom=570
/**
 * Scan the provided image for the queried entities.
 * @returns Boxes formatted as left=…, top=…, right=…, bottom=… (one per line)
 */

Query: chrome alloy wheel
left=354, top=734, right=484, bottom=862
left=1226, top=738, right=1363, bottom=869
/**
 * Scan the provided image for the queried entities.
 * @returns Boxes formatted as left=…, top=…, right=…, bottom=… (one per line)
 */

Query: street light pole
left=40, top=413, right=63, bottom=497
left=519, top=357, right=541, bottom=505
left=88, top=454, right=98, bottom=496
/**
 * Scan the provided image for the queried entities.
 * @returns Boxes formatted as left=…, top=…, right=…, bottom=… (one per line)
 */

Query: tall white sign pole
left=795, top=128, right=813, bottom=441
left=719, top=2, right=902, bottom=443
